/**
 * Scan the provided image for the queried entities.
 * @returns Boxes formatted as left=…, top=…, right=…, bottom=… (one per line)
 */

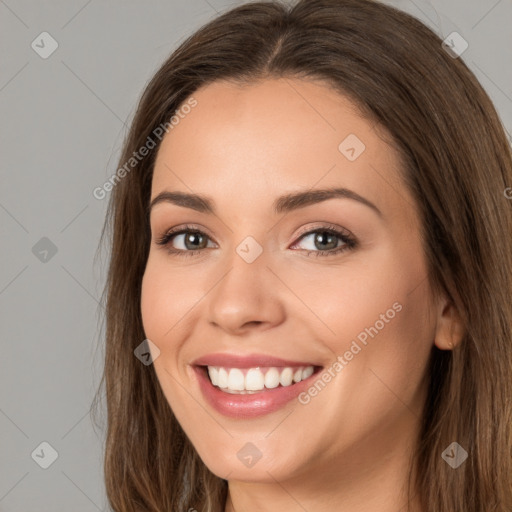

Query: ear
left=433, top=295, right=465, bottom=350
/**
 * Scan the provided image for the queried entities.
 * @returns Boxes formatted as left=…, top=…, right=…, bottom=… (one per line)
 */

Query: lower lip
left=193, top=366, right=322, bottom=419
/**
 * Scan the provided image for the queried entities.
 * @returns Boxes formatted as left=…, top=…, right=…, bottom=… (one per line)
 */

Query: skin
left=140, top=77, right=464, bottom=512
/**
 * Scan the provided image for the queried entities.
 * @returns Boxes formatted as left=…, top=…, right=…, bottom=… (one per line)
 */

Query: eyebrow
left=149, top=187, right=382, bottom=218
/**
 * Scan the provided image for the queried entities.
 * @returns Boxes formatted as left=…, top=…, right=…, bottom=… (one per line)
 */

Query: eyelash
left=154, top=223, right=357, bottom=259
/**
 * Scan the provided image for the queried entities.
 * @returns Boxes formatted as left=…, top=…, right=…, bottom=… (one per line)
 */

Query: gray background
left=1, top=0, right=511, bottom=510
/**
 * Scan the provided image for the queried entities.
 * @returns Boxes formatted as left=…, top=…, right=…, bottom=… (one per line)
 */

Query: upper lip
left=192, top=352, right=321, bottom=369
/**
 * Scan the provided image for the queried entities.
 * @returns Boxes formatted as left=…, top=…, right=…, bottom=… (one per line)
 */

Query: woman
left=93, top=0, right=512, bottom=510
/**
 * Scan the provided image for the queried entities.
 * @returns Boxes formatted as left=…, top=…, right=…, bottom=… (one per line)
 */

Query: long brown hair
left=92, top=0, right=512, bottom=510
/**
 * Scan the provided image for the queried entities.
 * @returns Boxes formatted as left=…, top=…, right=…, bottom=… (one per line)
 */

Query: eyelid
left=154, top=223, right=217, bottom=246
left=292, top=222, right=354, bottom=241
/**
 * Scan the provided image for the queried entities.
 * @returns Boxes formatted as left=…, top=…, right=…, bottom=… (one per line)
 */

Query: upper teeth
left=207, top=366, right=315, bottom=393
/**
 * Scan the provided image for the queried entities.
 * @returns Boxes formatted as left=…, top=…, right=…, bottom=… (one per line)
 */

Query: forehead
left=151, top=78, right=412, bottom=222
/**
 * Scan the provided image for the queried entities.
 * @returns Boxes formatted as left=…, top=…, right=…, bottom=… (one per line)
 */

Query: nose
left=206, top=244, right=286, bottom=335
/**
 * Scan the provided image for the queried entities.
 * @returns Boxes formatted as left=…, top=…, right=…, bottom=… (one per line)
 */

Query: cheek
left=315, top=245, right=434, bottom=393
left=329, top=279, right=434, bottom=425
left=290, top=254, right=406, bottom=350
left=140, top=259, right=198, bottom=410
left=140, top=261, right=167, bottom=341
left=140, top=256, right=200, bottom=343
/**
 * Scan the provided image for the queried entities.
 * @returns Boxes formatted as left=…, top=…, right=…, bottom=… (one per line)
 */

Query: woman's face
left=141, top=78, right=443, bottom=487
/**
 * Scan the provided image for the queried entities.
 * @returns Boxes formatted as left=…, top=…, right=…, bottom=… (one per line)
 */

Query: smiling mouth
left=199, top=364, right=323, bottom=394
